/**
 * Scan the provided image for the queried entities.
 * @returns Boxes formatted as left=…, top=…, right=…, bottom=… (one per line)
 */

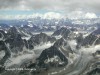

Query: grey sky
left=0, top=0, right=100, bottom=13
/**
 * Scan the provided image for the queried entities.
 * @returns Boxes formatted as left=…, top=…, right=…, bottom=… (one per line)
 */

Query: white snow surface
left=5, top=50, right=36, bottom=67
left=34, top=42, right=54, bottom=55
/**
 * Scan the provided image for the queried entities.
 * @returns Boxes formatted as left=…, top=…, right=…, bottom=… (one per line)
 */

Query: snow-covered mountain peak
left=85, top=12, right=97, bottom=19
left=67, top=11, right=98, bottom=19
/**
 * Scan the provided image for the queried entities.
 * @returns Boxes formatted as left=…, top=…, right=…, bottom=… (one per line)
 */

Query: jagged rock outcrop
left=27, top=32, right=56, bottom=49
left=54, top=38, right=73, bottom=55
left=52, top=27, right=80, bottom=40
left=37, top=46, right=68, bottom=67
left=87, top=68, right=100, bottom=75
left=0, top=30, right=7, bottom=39
left=86, top=61, right=100, bottom=75
left=82, top=31, right=100, bottom=46
left=5, top=27, right=31, bottom=53
left=0, top=33, right=11, bottom=66
left=52, top=27, right=71, bottom=37
left=93, top=28, right=100, bottom=35
left=82, top=28, right=100, bottom=46
left=5, top=33, right=24, bottom=53
left=7, top=26, right=32, bottom=37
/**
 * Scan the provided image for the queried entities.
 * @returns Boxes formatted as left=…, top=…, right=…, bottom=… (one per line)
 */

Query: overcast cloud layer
left=0, top=0, right=100, bottom=13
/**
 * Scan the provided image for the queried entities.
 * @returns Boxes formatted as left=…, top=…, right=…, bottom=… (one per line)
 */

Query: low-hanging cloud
left=0, top=0, right=100, bottom=13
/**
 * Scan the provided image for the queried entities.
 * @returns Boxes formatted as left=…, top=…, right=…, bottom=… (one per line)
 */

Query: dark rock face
left=31, top=32, right=56, bottom=44
left=54, top=38, right=73, bottom=55
left=0, top=41, right=11, bottom=65
left=87, top=68, right=100, bottom=75
left=37, top=46, right=68, bottom=67
left=0, top=27, right=30, bottom=53
left=52, top=27, right=84, bottom=49
left=93, top=50, right=100, bottom=57
left=4, top=27, right=30, bottom=52
left=28, top=32, right=56, bottom=49
left=5, top=26, right=34, bottom=53
left=6, top=34, right=24, bottom=53
left=86, top=51, right=100, bottom=75
left=16, top=27, right=33, bottom=37
left=52, top=27, right=79, bottom=41
left=76, top=33, right=84, bottom=44
left=4, top=27, right=24, bottom=53
left=0, top=30, right=7, bottom=38
left=7, top=27, right=19, bottom=37
left=0, top=32, right=11, bottom=65
left=0, top=31, right=11, bottom=66
left=7, top=26, right=32, bottom=37
left=82, top=28, right=100, bottom=46
left=0, top=66, right=5, bottom=73
left=92, top=28, right=100, bottom=35
left=52, top=27, right=71, bottom=38
left=54, top=38, right=68, bottom=47
left=82, top=33, right=100, bottom=46
left=95, top=50, right=100, bottom=55
left=75, top=33, right=84, bottom=49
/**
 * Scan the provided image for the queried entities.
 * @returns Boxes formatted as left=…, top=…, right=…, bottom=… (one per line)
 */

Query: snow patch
left=68, top=40, right=77, bottom=51
left=81, top=45, right=100, bottom=54
left=0, top=51, right=5, bottom=60
left=34, top=42, right=54, bottom=55
left=5, top=51, right=35, bottom=67
left=85, top=13, right=97, bottom=19
left=67, top=11, right=98, bottom=19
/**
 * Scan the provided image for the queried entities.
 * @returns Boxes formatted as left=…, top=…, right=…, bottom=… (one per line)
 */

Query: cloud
left=0, top=11, right=98, bottom=20
left=0, top=12, right=65, bottom=19
left=67, top=11, right=98, bottom=19
left=85, top=13, right=97, bottom=19
left=0, top=0, right=100, bottom=14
